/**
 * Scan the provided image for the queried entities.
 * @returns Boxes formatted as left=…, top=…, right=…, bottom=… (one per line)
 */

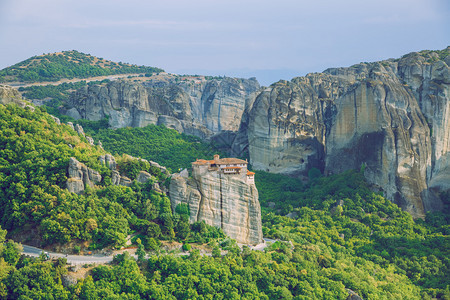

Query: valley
left=0, top=48, right=448, bottom=299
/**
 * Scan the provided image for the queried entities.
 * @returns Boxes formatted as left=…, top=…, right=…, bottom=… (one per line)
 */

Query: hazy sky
left=0, top=0, right=448, bottom=85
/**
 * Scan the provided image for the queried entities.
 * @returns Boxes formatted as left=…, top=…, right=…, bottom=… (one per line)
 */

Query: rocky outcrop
left=75, top=124, right=85, bottom=136
left=50, top=115, right=60, bottom=125
left=233, top=47, right=449, bottom=217
left=67, top=122, right=75, bottom=131
left=68, top=77, right=260, bottom=137
left=0, top=85, right=25, bottom=106
left=98, top=154, right=130, bottom=187
left=86, top=136, right=94, bottom=145
left=347, top=289, right=363, bottom=300
left=137, top=171, right=153, bottom=183
left=169, top=163, right=263, bottom=245
left=99, top=154, right=117, bottom=170
left=396, top=51, right=450, bottom=205
left=98, top=154, right=164, bottom=187
left=0, top=85, right=35, bottom=111
left=66, top=157, right=102, bottom=194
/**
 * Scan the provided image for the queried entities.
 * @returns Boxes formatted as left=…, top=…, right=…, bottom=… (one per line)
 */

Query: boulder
left=137, top=171, right=153, bottom=183
left=66, top=157, right=102, bottom=194
left=120, top=176, right=132, bottom=187
left=65, top=107, right=82, bottom=120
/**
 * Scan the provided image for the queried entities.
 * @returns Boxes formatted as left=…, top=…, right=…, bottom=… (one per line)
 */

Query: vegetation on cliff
left=0, top=104, right=209, bottom=251
left=89, top=123, right=224, bottom=171
left=73, top=110, right=449, bottom=298
left=256, top=170, right=449, bottom=298
left=0, top=50, right=163, bottom=83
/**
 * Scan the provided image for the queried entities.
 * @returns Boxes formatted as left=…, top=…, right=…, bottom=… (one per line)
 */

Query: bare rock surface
left=137, top=171, right=153, bottom=183
left=68, top=77, right=260, bottom=137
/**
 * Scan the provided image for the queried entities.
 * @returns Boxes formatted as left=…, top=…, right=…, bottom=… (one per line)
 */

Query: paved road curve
left=22, top=245, right=114, bottom=265
left=21, top=238, right=276, bottom=265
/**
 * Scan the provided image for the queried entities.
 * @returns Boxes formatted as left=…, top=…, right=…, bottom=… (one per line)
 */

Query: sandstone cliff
left=169, top=165, right=263, bottom=245
left=233, top=47, right=449, bottom=217
left=68, top=76, right=260, bottom=138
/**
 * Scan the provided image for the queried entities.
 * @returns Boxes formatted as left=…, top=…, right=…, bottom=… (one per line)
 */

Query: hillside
left=0, top=50, right=163, bottom=83
left=0, top=97, right=449, bottom=298
left=77, top=113, right=450, bottom=298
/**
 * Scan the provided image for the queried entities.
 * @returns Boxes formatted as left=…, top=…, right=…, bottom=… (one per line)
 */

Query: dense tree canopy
left=0, top=104, right=192, bottom=250
left=0, top=103, right=448, bottom=299
left=91, top=124, right=225, bottom=172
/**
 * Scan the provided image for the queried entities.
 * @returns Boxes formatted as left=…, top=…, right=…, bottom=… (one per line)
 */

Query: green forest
left=0, top=103, right=449, bottom=299
left=0, top=50, right=163, bottom=83
left=90, top=125, right=226, bottom=172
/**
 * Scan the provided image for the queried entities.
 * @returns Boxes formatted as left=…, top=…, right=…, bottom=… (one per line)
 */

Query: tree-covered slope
left=0, top=50, right=163, bottom=83
left=90, top=124, right=225, bottom=172
left=1, top=102, right=449, bottom=299
left=256, top=170, right=450, bottom=298
left=0, top=103, right=189, bottom=250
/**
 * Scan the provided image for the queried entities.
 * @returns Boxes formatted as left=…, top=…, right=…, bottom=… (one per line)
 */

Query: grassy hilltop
left=0, top=50, right=163, bottom=83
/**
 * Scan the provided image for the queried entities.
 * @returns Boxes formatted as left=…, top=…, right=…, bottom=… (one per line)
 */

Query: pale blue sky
left=0, top=0, right=448, bottom=85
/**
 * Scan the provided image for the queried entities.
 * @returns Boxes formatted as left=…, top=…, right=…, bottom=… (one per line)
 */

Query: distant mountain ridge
left=0, top=50, right=163, bottom=83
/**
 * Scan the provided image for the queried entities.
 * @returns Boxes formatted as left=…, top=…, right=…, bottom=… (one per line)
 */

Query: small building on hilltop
left=192, top=154, right=255, bottom=184
left=170, top=154, right=263, bottom=245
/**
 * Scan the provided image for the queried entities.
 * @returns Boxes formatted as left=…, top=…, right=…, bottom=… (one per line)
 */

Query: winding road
left=22, top=245, right=114, bottom=265
left=21, top=238, right=275, bottom=265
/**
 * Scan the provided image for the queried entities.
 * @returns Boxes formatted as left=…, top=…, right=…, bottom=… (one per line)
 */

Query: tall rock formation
left=169, top=156, right=263, bottom=245
left=233, top=47, right=449, bottom=217
left=68, top=76, right=260, bottom=138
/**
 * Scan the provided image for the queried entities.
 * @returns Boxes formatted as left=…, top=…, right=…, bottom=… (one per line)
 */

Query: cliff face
left=68, top=77, right=260, bottom=138
left=233, top=48, right=449, bottom=217
left=169, top=168, right=263, bottom=245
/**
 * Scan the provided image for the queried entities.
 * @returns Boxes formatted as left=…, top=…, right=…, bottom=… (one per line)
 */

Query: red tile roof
left=214, top=157, right=248, bottom=165
left=192, top=159, right=210, bottom=165
left=193, top=156, right=248, bottom=166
